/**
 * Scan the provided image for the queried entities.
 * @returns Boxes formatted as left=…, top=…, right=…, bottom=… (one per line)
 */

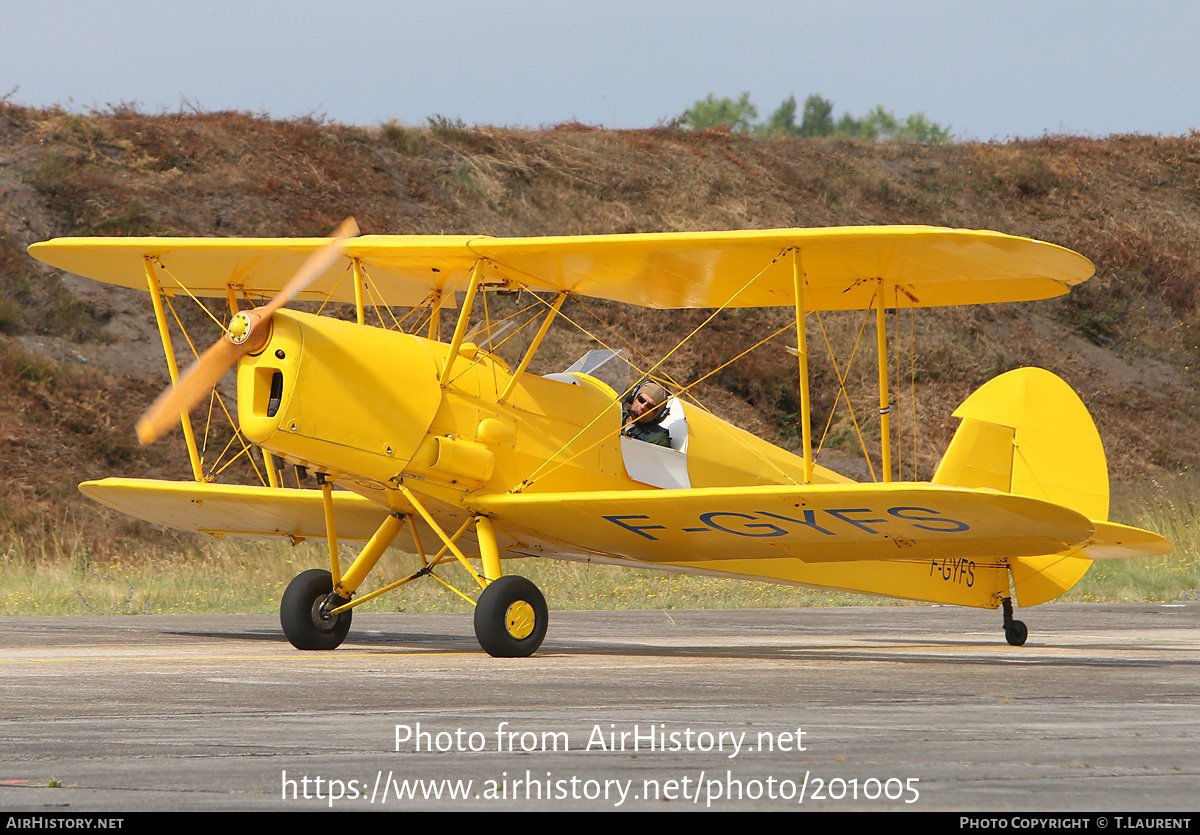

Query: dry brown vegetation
left=2, top=102, right=1199, bottom=559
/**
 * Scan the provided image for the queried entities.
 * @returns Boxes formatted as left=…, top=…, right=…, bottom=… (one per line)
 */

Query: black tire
left=280, top=569, right=352, bottom=650
left=1004, top=619, right=1029, bottom=647
left=473, top=575, right=548, bottom=658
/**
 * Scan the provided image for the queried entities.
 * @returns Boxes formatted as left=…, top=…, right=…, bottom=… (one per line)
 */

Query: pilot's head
left=629, top=381, right=668, bottom=424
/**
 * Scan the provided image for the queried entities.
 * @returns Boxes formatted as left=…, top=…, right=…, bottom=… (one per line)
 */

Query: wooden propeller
left=135, top=217, right=359, bottom=445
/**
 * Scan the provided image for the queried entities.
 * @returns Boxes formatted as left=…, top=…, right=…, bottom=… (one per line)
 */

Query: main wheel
left=280, top=569, right=352, bottom=650
left=1004, top=619, right=1029, bottom=647
left=473, top=575, right=548, bottom=658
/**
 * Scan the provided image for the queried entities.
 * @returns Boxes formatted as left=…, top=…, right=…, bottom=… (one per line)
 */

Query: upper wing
left=27, top=235, right=479, bottom=307
left=469, top=482, right=1110, bottom=565
left=28, top=226, right=1092, bottom=311
left=471, top=226, right=1093, bottom=309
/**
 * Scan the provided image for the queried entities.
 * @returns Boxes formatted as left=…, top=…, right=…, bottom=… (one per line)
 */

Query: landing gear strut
left=1001, top=596, right=1028, bottom=647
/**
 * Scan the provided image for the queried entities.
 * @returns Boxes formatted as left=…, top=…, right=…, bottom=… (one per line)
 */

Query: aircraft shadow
left=163, top=627, right=1196, bottom=668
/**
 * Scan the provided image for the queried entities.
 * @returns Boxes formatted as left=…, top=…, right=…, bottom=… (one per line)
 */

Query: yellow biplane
left=28, top=224, right=1172, bottom=656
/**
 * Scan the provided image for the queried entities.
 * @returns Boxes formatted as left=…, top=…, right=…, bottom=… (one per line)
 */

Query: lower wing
left=469, top=482, right=1129, bottom=565
left=79, top=478, right=393, bottom=541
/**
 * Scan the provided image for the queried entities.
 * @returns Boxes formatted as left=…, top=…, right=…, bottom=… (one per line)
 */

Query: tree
left=894, top=112, right=952, bottom=143
left=762, top=95, right=798, bottom=136
left=858, top=105, right=899, bottom=140
left=830, top=105, right=951, bottom=143
left=681, top=92, right=759, bottom=134
left=798, top=94, right=835, bottom=137
left=836, top=112, right=866, bottom=137
left=679, top=92, right=953, bottom=143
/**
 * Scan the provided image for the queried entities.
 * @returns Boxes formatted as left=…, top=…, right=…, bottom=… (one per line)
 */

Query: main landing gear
left=278, top=483, right=549, bottom=657
left=280, top=569, right=353, bottom=650
left=473, top=575, right=548, bottom=658
left=1001, top=596, right=1028, bottom=647
left=279, top=566, right=548, bottom=657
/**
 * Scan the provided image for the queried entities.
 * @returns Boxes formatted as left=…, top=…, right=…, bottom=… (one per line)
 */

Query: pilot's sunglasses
left=635, top=394, right=658, bottom=406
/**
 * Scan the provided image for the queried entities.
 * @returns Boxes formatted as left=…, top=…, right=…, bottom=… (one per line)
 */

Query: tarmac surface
left=1, top=603, right=1198, bottom=812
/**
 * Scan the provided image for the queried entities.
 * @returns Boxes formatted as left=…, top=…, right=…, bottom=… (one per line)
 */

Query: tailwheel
left=1004, top=620, right=1029, bottom=647
left=1000, top=596, right=1028, bottom=646
left=280, top=569, right=352, bottom=650
left=473, top=575, right=548, bottom=658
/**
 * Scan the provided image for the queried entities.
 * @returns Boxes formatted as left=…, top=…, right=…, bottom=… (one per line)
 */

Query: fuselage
left=232, top=310, right=1029, bottom=610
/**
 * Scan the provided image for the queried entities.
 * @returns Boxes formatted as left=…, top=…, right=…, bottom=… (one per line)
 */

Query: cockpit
left=544, top=349, right=691, bottom=489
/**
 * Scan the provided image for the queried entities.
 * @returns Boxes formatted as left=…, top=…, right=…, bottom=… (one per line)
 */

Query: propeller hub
left=228, top=311, right=254, bottom=345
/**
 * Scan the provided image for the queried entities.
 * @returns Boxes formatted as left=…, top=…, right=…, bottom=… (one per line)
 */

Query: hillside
left=2, top=102, right=1198, bottom=558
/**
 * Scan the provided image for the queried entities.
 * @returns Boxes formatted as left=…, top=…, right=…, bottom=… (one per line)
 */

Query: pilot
left=622, top=381, right=672, bottom=448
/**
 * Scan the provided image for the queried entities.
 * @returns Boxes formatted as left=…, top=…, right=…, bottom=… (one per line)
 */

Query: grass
left=1065, top=556, right=1200, bottom=603
left=0, top=536, right=899, bottom=617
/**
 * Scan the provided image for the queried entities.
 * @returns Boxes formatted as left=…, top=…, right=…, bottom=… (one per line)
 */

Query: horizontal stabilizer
left=1010, top=520, right=1174, bottom=607
left=1085, top=520, right=1174, bottom=560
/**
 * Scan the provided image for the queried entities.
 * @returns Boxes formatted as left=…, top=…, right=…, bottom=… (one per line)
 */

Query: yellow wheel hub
left=505, top=601, right=536, bottom=639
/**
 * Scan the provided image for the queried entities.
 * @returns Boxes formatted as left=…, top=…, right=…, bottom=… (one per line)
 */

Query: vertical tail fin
left=932, top=367, right=1107, bottom=606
